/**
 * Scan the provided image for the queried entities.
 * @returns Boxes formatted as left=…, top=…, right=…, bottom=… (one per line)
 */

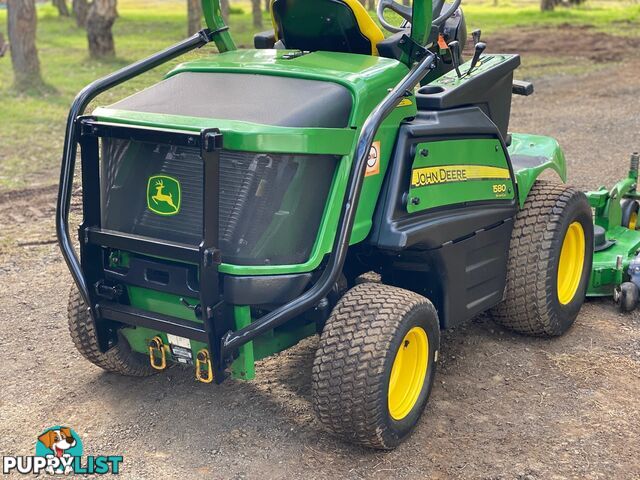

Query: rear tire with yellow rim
left=491, top=181, right=593, bottom=336
left=312, top=283, right=440, bottom=450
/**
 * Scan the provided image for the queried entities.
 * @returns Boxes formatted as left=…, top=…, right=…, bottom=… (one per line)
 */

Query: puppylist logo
left=3, top=426, right=123, bottom=475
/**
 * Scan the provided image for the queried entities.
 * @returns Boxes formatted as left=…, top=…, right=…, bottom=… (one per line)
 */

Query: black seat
left=270, top=0, right=385, bottom=56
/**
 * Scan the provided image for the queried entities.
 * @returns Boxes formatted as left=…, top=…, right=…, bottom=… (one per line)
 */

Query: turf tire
left=68, top=287, right=156, bottom=376
left=621, top=199, right=639, bottom=230
left=312, top=283, right=440, bottom=450
left=490, top=181, right=594, bottom=336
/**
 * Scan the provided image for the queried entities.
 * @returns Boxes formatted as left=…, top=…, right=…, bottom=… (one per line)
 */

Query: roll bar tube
left=221, top=52, right=438, bottom=355
left=56, top=30, right=215, bottom=310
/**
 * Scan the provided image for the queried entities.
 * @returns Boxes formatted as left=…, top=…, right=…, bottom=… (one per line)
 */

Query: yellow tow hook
left=195, top=349, right=214, bottom=384
left=148, top=336, right=167, bottom=371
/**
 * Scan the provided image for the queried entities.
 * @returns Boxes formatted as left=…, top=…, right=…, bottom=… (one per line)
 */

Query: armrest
left=254, top=30, right=276, bottom=49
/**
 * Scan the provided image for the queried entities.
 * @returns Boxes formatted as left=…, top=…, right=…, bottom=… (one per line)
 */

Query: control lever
left=448, top=40, right=462, bottom=78
left=180, top=297, right=202, bottom=317
left=467, top=41, right=486, bottom=76
left=472, top=29, right=482, bottom=45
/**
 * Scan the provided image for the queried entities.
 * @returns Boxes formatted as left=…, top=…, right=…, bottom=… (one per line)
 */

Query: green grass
left=464, top=1, right=640, bottom=35
left=0, top=0, right=638, bottom=189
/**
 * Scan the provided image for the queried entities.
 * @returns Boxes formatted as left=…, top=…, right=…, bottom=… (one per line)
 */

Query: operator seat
left=270, top=0, right=385, bottom=56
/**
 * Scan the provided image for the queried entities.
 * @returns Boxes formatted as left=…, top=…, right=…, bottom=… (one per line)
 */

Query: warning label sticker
left=366, top=141, right=381, bottom=177
left=167, top=334, right=194, bottom=365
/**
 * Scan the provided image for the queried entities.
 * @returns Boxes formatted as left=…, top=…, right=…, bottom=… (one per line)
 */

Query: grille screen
left=100, top=138, right=338, bottom=266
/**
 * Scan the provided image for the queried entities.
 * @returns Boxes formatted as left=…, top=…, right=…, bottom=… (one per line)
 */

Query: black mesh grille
left=100, top=138, right=338, bottom=266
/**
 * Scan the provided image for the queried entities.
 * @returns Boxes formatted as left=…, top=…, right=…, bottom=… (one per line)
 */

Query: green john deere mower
left=57, top=0, right=597, bottom=449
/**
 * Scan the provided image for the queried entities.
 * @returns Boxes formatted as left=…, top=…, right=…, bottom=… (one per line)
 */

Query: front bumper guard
left=56, top=29, right=437, bottom=383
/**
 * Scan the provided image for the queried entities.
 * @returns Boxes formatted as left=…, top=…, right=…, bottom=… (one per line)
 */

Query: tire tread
left=311, top=283, right=438, bottom=449
left=68, top=288, right=155, bottom=377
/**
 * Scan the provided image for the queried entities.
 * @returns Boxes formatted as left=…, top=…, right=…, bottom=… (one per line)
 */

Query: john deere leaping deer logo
left=147, top=175, right=181, bottom=216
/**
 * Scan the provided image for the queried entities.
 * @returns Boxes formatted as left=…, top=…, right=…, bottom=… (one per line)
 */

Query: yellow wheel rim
left=629, top=212, right=638, bottom=230
left=388, top=326, right=429, bottom=421
left=557, top=221, right=586, bottom=305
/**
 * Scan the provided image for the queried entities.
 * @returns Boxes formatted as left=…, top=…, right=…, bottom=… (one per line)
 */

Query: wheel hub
left=557, top=221, right=586, bottom=305
left=388, top=327, right=429, bottom=421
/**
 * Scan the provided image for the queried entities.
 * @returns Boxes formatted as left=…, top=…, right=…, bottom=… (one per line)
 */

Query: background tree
left=7, top=0, right=43, bottom=89
left=251, top=0, right=262, bottom=28
left=73, top=0, right=89, bottom=27
left=368, top=0, right=374, bottom=10
left=0, top=32, right=7, bottom=58
left=86, top=0, right=117, bottom=58
left=53, top=0, right=70, bottom=17
left=541, top=0, right=555, bottom=10
left=541, top=0, right=586, bottom=11
left=220, top=0, right=230, bottom=22
left=264, top=0, right=269, bottom=13
left=187, top=0, right=202, bottom=35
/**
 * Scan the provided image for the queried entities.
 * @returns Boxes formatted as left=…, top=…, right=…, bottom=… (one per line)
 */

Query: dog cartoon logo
left=3, top=426, right=122, bottom=475
left=36, top=426, right=83, bottom=474
left=147, top=175, right=181, bottom=216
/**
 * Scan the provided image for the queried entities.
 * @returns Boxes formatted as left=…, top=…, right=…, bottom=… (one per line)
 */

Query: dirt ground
left=1, top=31, right=640, bottom=479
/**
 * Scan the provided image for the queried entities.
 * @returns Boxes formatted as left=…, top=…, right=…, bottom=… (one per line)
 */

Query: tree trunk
left=541, top=0, right=555, bottom=10
left=0, top=32, right=7, bottom=58
left=73, top=0, right=89, bottom=27
left=264, top=0, right=270, bottom=13
left=220, top=0, right=230, bottom=22
left=187, top=0, right=202, bottom=36
left=251, top=0, right=262, bottom=28
left=86, top=0, right=117, bottom=58
left=7, top=0, right=43, bottom=89
left=53, top=0, right=70, bottom=16
left=367, top=0, right=375, bottom=10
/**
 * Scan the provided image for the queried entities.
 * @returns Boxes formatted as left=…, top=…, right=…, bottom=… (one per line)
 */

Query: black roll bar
left=220, top=52, right=437, bottom=356
left=56, top=29, right=435, bottom=369
left=56, top=29, right=214, bottom=311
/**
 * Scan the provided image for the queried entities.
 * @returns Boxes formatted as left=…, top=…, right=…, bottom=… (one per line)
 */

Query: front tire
left=68, top=287, right=155, bottom=377
left=311, top=283, right=440, bottom=450
left=491, top=181, right=594, bottom=336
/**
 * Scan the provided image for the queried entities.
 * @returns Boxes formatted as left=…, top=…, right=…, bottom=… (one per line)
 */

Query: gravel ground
left=1, top=35, right=639, bottom=479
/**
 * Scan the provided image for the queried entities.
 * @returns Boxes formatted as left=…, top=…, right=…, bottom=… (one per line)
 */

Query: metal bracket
left=202, top=129, right=223, bottom=152
left=398, top=34, right=430, bottom=65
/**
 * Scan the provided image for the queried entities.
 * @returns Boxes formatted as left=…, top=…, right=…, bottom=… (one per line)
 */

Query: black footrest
left=98, top=301, right=208, bottom=342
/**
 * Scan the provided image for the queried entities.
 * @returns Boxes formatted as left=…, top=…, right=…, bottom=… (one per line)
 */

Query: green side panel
left=120, top=287, right=209, bottom=364
left=508, top=133, right=567, bottom=208
left=120, top=286, right=317, bottom=378
left=251, top=321, right=317, bottom=361
left=92, top=109, right=356, bottom=156
left=407, top=138, right=515, bottom=213
left=350, top=97, right=417, bottom=243
left=588, top=226, right=640, bottom=296
left=230, top=306, right=255, bottom=380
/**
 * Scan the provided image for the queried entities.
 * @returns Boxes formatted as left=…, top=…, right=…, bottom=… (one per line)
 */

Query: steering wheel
left=376, top=0, right=462, bottom=34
